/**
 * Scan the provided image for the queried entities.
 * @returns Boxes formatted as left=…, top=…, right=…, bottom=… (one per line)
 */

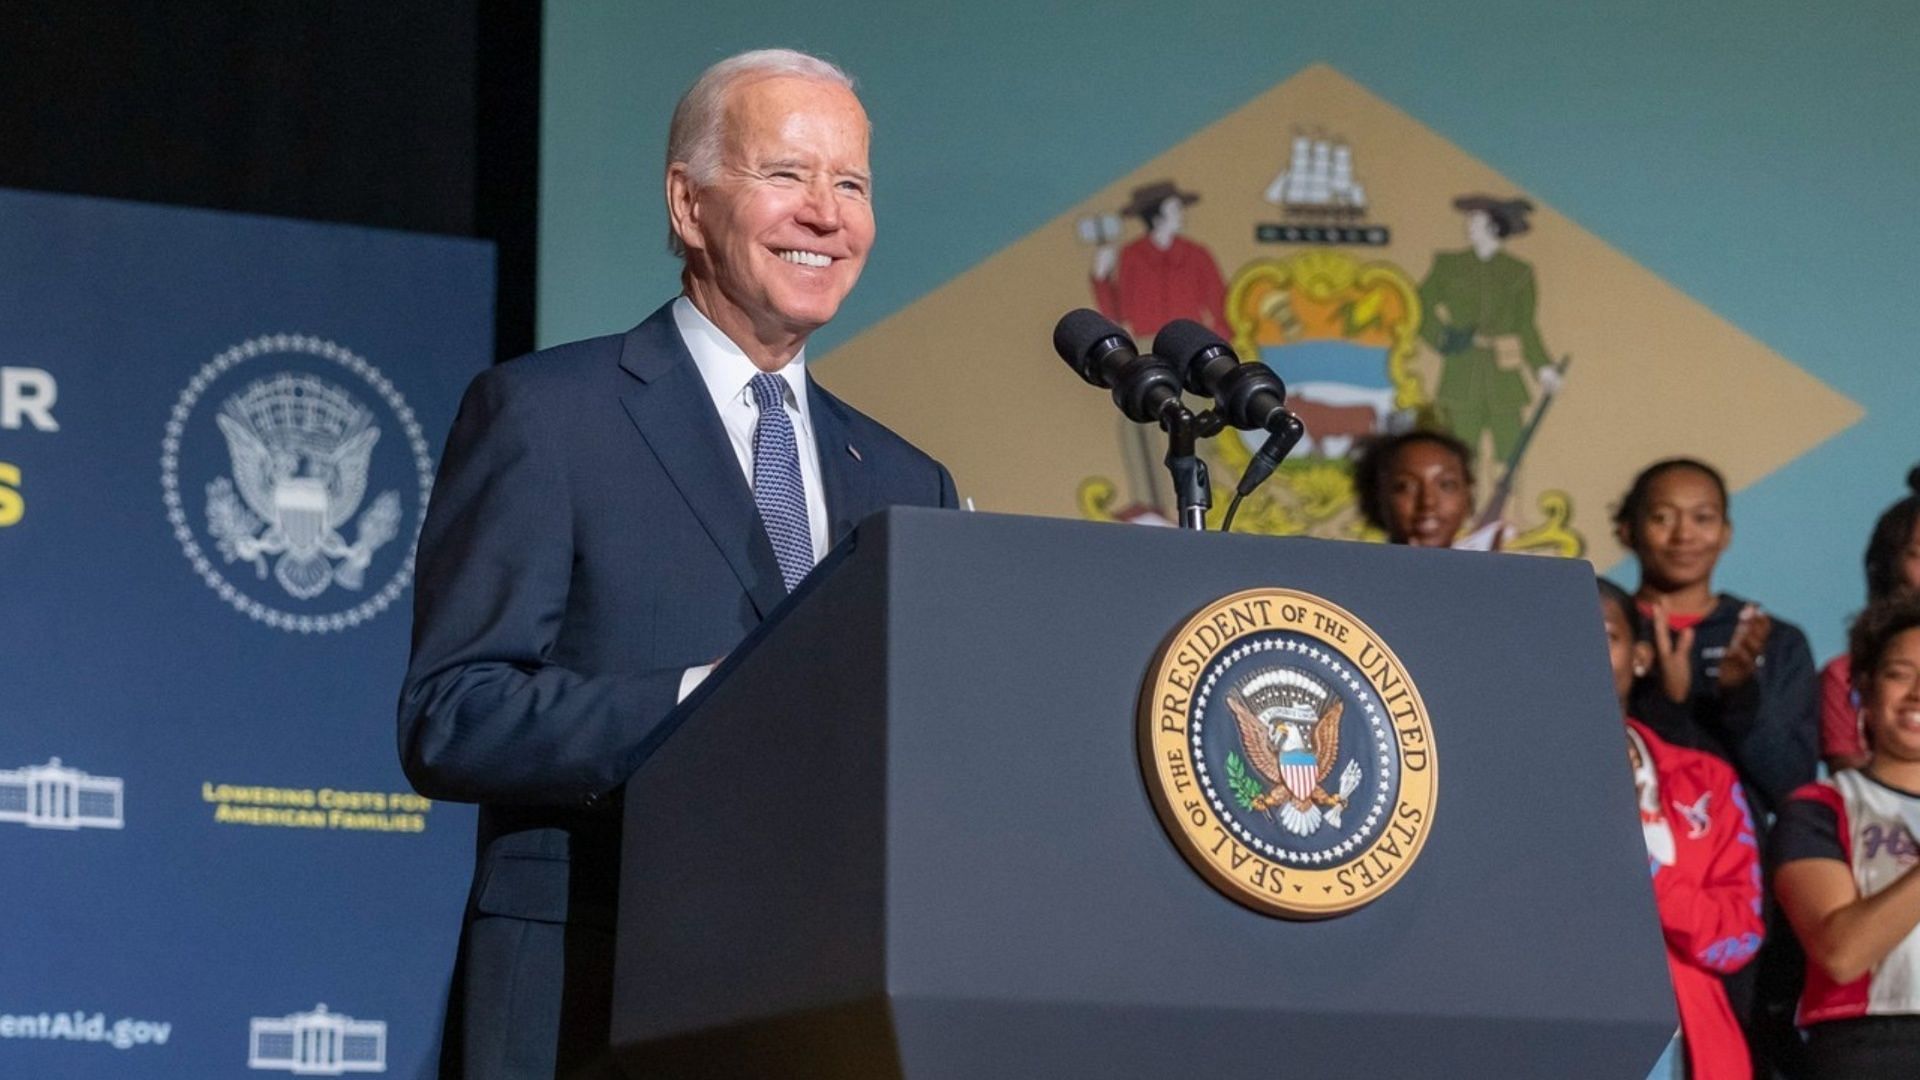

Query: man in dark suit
left=398, top=48, right=955, bottom=1078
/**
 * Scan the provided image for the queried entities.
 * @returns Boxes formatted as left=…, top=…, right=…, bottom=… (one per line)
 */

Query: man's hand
left=1536, top=364, right=1564, bottom=396
left=1650, top=598, right=1696, bottom=705
left=1719, top=605, right=1772, bottom=691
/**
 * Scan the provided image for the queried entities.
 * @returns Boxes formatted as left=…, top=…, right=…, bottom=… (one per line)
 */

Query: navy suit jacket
left=399, top=302, right=955, bottom=1077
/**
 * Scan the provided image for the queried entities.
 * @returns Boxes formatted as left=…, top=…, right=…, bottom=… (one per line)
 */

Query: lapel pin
left=847, top=443, right=862, bottom=462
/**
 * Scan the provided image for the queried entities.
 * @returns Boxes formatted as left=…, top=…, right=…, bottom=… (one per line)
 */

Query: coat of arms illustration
left=1225, top=667, right=1364, bottom=836
left=162, top=334, right=434, bottom=634
left=1139, top=587, right=1437, bottom=918
left=205, top=373, right=401, bottom=600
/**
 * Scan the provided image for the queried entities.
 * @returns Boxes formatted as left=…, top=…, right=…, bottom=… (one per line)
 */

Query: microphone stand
left=1161, top=407, right=1226, bottom=531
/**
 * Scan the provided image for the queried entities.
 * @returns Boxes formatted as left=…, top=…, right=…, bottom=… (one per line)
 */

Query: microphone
left=1151, top=319, right=1290, bottom=434
left=1235, top=411, right=1305, bottom=498
left=1051, top=309, right=1189, bottom=425
left=1151, top=320, right=1304, bottom=497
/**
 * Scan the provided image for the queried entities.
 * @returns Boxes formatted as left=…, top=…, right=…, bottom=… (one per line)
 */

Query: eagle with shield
left=204, top=372, right=401, bottom=601
left=1227, top=667, right=1365, bottom=837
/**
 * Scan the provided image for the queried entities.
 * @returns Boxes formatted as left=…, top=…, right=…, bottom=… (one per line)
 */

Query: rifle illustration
left=1470, top=355, right=1573, bottom=544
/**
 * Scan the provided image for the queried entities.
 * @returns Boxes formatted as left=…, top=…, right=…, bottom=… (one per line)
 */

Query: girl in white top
left=1774, top=595, right=1920, bottom=1077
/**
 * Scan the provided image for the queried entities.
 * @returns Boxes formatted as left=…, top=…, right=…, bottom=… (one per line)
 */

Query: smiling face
left=669, top=75, right=873, bottom=365
left=1384, top=439, right=1471, bottom=547
left=1864, top=627, right=1920, bottom=763
left=1622, top=466, right=1731, bottom=592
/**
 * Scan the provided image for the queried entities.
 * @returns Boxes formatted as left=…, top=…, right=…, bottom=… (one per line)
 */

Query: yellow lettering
left=0, top=462, right=22, bottom=527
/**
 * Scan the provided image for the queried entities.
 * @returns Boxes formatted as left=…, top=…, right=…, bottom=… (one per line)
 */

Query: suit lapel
left=617, top=304, right=787, bottom=619
left=807, top=380, right=873, bottom=547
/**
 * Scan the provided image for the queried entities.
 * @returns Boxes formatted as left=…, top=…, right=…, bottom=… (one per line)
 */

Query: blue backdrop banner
left=0, top=187, right=491, bottom=1078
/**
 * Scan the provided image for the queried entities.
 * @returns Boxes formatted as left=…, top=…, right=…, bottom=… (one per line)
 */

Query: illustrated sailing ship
left=1263, top=134, right=1368, bottom=218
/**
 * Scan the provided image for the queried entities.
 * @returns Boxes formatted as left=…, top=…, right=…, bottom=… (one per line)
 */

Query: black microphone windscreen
left=1052, top=308, right=1128, bottom=368
left=1151, top=318, right=1232, bottom=370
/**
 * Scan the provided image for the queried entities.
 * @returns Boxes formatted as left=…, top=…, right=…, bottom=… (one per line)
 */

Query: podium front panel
left=617, top=509, right=1674, bottom=1078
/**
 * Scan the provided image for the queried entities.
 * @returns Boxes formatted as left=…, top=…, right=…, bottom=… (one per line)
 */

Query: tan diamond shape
left=817, top=64, right=1860, bottom=564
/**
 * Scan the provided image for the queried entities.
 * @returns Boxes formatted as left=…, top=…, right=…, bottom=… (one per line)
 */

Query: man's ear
left=1633, top=641, right=1654, bottom=677
left=666, top=164, right=704, bottom=253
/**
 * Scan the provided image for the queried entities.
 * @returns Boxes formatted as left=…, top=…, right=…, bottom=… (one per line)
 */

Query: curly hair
left=1849, top=593, right=1920, bottom=691
left=1863, top=467, right=1920, bottom=604
left=1843, top=595, right=1920, bottom=749
left=1350, top=430, right=1474, bottom=537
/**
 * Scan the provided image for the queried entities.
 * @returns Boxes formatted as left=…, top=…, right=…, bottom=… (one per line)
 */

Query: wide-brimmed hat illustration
left=1451, top=194, right=1534, bottom=237
left=1122, top=180, right=1202, bottom=219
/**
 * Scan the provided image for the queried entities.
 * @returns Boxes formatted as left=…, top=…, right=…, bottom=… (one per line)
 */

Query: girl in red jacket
left=1602, top=577, right=1764, bottom=1079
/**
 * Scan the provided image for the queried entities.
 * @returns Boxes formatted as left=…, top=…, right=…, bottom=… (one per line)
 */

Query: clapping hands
left=1718, top=604, right=1772, bottom=691
left=1649, top=598, right=1695, bottom=704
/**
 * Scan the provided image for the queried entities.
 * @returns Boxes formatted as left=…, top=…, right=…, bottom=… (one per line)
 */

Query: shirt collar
left=672, top=296, right=811, bottom=422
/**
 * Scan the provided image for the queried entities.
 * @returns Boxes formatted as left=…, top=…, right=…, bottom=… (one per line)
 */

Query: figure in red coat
left=1088, top=180, right=1229, bottom=517
left=1089, top=179, right=1228, bottom=345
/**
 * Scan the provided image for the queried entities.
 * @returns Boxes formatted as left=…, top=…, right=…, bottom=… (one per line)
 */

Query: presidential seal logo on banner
left=1140, top=588, right=1435, bottom=918
left=161, top=335, right=434, bottom=633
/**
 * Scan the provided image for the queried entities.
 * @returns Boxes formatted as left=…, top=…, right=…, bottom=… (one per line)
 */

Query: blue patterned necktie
left=748, top=372, right=813, bottom=592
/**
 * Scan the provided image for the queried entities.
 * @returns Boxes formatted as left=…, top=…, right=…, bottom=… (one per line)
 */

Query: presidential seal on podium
left=1140, top=588, right=1437, bottom=918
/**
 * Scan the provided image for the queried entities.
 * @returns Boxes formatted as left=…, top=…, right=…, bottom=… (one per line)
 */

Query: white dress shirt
left=671, top=296, right=830, bottom=700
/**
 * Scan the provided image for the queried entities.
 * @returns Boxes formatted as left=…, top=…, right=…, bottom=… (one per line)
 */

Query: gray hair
left=665, top=48, right=858, bottom=257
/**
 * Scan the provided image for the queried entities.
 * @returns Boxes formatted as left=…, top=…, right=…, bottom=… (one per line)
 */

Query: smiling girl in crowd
left=1351, top=430, right=1475, bottom=548
left=1774, top=595, right=1920, bottom=1077
left=1616, top=458, right=1819, bottom=818
left=1615, top=457, right=1820, bottom=1076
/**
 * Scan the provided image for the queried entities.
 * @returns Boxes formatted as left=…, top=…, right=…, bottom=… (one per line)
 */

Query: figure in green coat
left=1418, top=196, right=1561, bottom=467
